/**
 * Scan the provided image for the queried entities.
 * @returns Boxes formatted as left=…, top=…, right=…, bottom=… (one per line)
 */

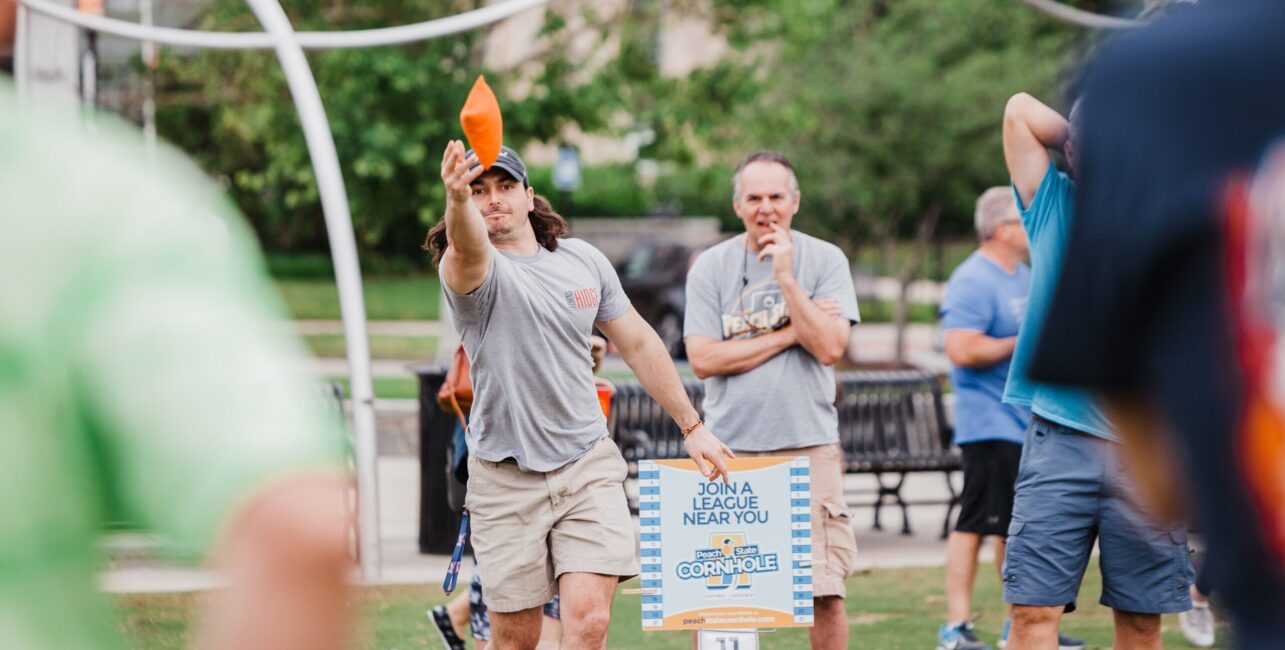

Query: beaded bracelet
left=680, top=419, right=704, bottom=438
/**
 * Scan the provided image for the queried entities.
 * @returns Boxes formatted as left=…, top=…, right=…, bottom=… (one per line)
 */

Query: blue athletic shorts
left=1002, top=416, right=1194, bottom=614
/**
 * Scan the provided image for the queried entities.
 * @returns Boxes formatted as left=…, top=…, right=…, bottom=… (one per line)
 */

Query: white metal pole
left=140, top=0, right=156, bottom=162
left=241, top=0, right=382, bottom=580
left=22, top=0, right=551, bottom=50
left=13, top=2, right=29, bottom=101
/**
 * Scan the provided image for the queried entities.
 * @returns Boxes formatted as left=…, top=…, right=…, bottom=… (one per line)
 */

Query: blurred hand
left=589, top=335, right=607, bottom=373
left=683, top=426, right=735, bottom=483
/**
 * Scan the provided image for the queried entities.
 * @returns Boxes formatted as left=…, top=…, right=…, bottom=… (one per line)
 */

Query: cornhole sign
left=639, top=457, right=813, bottom=631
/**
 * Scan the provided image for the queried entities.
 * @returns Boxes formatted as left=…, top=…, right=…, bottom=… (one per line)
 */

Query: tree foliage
left=153, top=0, right=609, bottom=258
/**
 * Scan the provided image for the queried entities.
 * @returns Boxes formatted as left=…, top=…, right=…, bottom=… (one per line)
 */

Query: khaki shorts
left=466, top=437, right=639, bottom=612
left=738, top=443, right=857, bottom=597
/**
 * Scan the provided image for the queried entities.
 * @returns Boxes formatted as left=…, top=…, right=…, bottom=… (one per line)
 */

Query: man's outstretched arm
left=1003, top=93, right=1069, bottom=206
left=597, top=308, right=734, bottom=482
left=438, top=140, right=490, bottom=295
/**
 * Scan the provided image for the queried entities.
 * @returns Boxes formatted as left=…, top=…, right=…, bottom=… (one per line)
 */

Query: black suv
left=616, top=241, right=704, bottom=358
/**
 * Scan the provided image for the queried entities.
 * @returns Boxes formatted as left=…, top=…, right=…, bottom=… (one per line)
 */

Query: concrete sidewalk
left=297, top=321, right=949, bottom=378
left=101, top=456, right=974, bottom=594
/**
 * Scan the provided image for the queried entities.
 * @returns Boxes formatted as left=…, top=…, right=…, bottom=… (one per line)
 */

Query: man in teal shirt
left=999, top=93, right=1192, bottom=650
left=1, top=13, right=354, bottom=645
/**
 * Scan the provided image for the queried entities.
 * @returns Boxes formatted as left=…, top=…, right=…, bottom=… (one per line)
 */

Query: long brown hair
left=422, top=194, right=569, bottom=268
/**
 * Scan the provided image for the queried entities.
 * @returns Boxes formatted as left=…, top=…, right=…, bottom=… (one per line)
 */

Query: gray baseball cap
left=466, top=145, right=527, bottom=186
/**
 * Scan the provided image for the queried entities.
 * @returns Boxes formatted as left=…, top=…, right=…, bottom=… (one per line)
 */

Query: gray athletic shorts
left=1002, top=416, right=1194, bottom=614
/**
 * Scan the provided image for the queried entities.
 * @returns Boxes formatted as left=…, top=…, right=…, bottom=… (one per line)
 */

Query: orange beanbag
left=459, top=75, right=503, bottom=169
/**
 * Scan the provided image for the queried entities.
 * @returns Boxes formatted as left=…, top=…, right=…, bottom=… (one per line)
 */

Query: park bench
left=610, top=370, right=961, bottom=538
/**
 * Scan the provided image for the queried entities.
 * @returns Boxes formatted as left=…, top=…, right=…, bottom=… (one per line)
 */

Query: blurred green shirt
left=0, top=82, right=344, bottom=648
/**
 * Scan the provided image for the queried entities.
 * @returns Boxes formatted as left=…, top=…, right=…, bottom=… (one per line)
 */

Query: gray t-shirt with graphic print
left=684, top=231, right=860, bottom=451
left=445, top=237, right=630, bottom=472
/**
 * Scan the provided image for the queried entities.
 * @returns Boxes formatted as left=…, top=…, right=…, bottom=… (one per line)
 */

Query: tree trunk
left=889, top=206, right=941, bottom=365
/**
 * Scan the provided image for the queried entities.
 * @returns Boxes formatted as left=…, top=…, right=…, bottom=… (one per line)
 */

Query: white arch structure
left=14, top=0, right=551, bottom=581
left=1017, top=0, right=1147, bottom=29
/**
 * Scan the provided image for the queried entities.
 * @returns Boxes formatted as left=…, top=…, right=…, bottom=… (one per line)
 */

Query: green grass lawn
left=272, top=272, right=941, bottom=325
left=304, top=334, right=438, bottom=360
left=113, top=560, right=1220, bottom=649
left=325, top=375, right=421, bottom=400
left=276, top=275, right=441, bottom=321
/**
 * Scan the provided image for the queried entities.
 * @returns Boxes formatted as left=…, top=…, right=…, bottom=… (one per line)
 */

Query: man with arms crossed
left=684, top=151, right=859, bottom=650
left=999, top=93, right=1192, bottom=650
left=426, top=142, right=733, bottom=650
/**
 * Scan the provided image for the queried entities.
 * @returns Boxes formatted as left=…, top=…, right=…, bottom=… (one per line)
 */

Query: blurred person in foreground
left=0, top=7, right=353, bottom=647
left=999, top=90, right=1193, bottom=650
left=1027, top=1, right=1285, bottom=648
left=684, top=150, right=860, bottom=650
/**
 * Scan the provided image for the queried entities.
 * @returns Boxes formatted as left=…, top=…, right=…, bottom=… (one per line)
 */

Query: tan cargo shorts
left=465, top=437, right=639, bottom=612
left=738, top=442, right=857, bottom=598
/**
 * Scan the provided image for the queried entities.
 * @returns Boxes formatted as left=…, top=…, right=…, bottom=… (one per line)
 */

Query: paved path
left=101, top=457, right=976, bottom=593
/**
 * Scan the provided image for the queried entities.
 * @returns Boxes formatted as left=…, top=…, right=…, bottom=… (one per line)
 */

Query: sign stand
left=697, top=629, right=760, bottom=650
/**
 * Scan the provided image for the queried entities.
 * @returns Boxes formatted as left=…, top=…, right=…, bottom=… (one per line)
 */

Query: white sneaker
left=1179, top=602, right=1216, bottom=648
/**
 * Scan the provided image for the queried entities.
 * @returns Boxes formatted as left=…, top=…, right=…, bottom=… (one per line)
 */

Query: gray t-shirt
left=445, top=237, right=630, bottom=472
left=684, top=231, right=859, bottom=451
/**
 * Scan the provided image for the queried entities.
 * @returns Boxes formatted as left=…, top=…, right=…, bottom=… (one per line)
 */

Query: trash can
left=412, top=363, right=457, bottom=554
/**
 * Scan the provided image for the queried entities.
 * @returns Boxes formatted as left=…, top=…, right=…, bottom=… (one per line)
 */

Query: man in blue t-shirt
left=936, top=187, right=1032, bottom=650
left=999, top=93, right=1192, bottom=649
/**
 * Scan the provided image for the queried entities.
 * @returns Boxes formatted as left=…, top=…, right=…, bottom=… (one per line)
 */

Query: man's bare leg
left=446, top=592, right=471, bottom=637
left=1112, top=610, right=1162, bottom=650
left=535, top=614, right=561, bottom=650
left=810, top=595, right=848, bottom=650
left=558, top=573, right=618, bottom=650
left=489, top=606, right=544, bottom=650
left=945, top=531, right=984, bottom=622
left=994, top=537, right=1014, bottom=622
left=1008, top=604, right=1061, bottom=650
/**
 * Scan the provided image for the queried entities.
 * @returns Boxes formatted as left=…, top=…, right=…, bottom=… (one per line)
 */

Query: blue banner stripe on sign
left=639, top=486, right=660, bottom=495
left=641, top=518, right=660, bottom=527
left=790, top=468, right=809, bottom=476
left=792, top=529, right=810, bottom=538
left=642, top=580, right=662, bottom=589
left=793, top=545, right=812, bottom=554
left=640, top=533, right=661, bottom=542
left=794, top=607, right=814, bottom=616
left=640, top=502, right=660, bottom=510
left=791, top=498, right=810, bottom=507
left=791, top=514, right=810, bottom=523
left=793, top=560, right=812, bottom=569
left=643, top=596, right=663, bottom=604
left=791, top=482, right=810, bottom=491
left=638, top=471, right=660, bottom=480
left=642, top=611, right=663, bottom=619
left=793, top=576, right=810, bottom=585
left=794, top=591, right=813, bottom=600
left=642, top=564, right=661, bottom=573
left=641, top=548, right=661, bottom=557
